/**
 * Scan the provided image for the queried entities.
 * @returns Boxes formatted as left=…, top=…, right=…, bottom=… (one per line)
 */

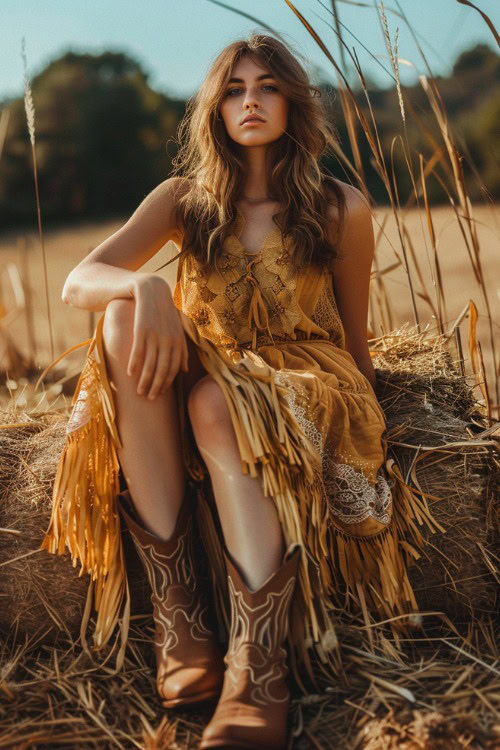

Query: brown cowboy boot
left=117, top=484, right=225, bottom=708
left=200, top=543, right=302, bottom=750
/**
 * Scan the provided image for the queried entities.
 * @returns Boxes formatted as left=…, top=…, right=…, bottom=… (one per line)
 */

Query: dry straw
left=0, top=320, right=499, bottom=748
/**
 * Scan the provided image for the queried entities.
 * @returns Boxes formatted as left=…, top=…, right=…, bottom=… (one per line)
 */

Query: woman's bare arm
left=62, top=176, right=186, bottom=311
left=330, top=183, right=377, bottom=391
left=62, top=176, right=190, bottom=398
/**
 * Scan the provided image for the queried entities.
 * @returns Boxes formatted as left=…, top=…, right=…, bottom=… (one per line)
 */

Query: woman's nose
left=243, top=88, right=260, bottom=109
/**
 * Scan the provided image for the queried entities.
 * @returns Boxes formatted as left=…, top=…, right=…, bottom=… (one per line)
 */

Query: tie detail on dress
left=244, top=256, right=275, bottom=350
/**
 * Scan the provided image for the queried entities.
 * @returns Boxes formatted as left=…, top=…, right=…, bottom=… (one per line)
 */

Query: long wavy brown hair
left=167, top=32, right=347, bottom=275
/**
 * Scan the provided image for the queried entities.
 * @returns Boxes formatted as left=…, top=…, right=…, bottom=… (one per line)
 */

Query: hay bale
left=0, top=327, right=498, bottom=643
left=0, top=407, right=151, bottom=643
left=373, top=325, right=499, bottom=622
left=0, top=411, right=88, bottom=641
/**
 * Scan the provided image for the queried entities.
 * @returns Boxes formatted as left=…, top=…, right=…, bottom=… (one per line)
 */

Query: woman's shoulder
left=323, top=178, right=371, bottom=243
left=324, top=178, right=368, bottom=217
left=166, top=175, right=192, bottom=207
left=164, top=176, right=192, bottom=247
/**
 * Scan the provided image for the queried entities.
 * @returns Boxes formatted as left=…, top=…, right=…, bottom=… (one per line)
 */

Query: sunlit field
left=0, top=201, right=497, bottom=413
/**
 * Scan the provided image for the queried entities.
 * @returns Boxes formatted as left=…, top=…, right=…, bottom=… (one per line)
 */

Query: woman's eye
left=226, top=85, right=277, bottom=96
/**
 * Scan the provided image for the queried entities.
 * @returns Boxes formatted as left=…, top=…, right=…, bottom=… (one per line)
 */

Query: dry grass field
left=0, top=202, right=497, bottom=412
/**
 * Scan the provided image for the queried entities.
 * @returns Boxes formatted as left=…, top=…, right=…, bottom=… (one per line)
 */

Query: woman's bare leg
left=187, top=375, right=285, bottom=591
left=102, top=298, right=206, bottom=541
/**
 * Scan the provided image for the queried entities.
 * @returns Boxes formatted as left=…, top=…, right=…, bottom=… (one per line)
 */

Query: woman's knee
left=102, top=298, right=135, bottom=359
left=187, top=375, right=233, bottom=443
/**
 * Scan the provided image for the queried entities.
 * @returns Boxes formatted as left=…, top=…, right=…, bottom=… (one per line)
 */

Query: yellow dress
left=40, top=208, right=440, bottom=680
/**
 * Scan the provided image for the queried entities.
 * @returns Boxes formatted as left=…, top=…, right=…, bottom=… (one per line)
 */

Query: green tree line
left=0, top=44, right=498, bottom=230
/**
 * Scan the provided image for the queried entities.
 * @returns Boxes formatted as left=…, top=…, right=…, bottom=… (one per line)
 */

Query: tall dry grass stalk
left=456, top=0, right=500, bottom=45
left=282, top=0, right=422, bottom=334
left=277, top=0, right=499, bottom=418
left=0, top=108, right=10, bottom=162
left=16, top=236, right=37, bottom=365
left=379, top=1, right=405, bottom=124
left=21, top=37, right=54, bottom=364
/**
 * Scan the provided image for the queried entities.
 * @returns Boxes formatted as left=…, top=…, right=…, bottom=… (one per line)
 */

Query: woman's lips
left=241, top=118, right=265, bottom=126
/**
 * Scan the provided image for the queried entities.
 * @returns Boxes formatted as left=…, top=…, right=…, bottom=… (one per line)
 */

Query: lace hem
left=274, top=371, right=393, bottom=526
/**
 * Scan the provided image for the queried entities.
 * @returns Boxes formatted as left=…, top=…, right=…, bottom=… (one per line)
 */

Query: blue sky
left=2, top=0, right=497, bottom=102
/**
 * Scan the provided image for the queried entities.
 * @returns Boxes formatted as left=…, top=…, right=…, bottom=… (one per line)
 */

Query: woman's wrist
left=131, top=273, right=171, bottom=300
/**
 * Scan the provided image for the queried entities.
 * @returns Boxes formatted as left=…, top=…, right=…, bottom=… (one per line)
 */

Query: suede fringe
left=40, top=310, right=443, bottom=682
left=39, top=315, right=130, bottom=662
left=327, top=457, right=446, bottom=636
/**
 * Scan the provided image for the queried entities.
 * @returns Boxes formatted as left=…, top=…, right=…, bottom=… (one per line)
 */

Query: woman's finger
left=163, top=340, right=182, bottom=391
left=128, top=327, right=146, bottom=377
left=137, top=336, right=159, bottom=396
left=147, top=342, right=172, bottom=399
left=182, top=333, right=189, bottom=373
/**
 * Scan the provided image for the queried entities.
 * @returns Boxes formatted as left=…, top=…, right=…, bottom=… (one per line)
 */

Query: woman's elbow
left=61, top=275, right=77, bottom=306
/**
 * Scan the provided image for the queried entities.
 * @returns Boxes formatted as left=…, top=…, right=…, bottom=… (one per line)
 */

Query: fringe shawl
left=39, top=315, right=130, bottom=666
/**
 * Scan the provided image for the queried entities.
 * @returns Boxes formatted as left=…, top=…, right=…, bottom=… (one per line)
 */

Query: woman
left=42, top=34, right=438, bottom=750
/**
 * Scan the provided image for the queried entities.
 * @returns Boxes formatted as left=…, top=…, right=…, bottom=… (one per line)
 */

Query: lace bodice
left=173, top=209, right=345, bottom=356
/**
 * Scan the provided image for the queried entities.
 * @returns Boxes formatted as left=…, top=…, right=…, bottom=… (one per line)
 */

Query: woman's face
left=219, top=56, right=289, bottom=148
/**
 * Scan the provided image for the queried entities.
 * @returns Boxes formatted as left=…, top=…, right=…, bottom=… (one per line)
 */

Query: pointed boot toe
left=159, top=656, right=225, bottom=707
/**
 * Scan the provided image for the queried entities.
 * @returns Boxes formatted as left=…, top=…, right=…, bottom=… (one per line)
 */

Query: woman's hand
left=128, top=275, right=189, bottom=399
